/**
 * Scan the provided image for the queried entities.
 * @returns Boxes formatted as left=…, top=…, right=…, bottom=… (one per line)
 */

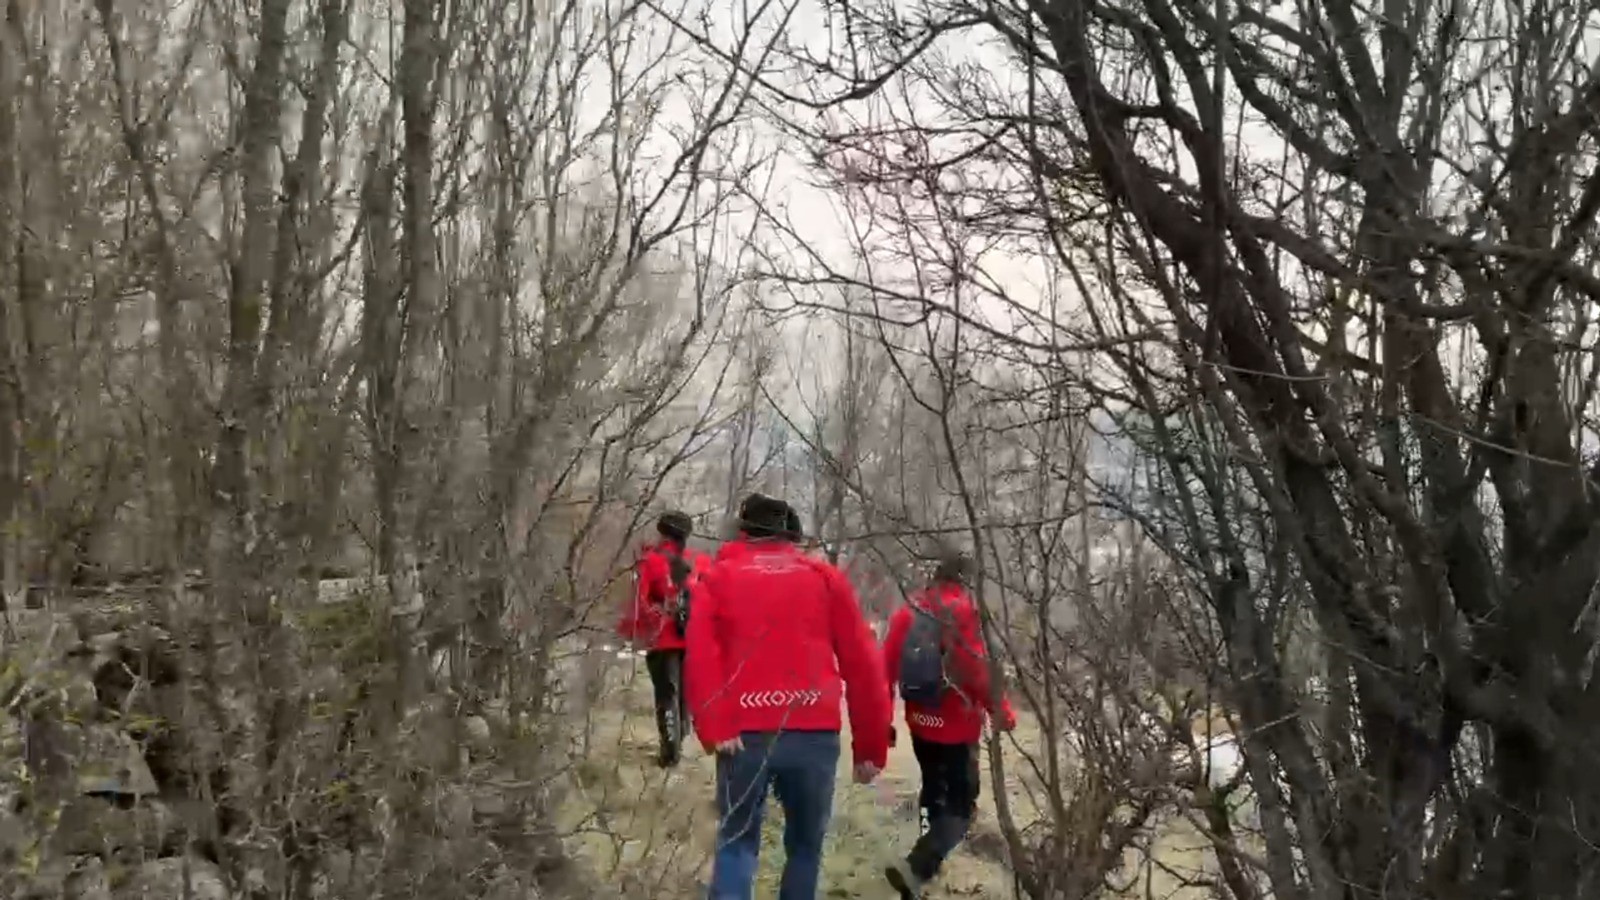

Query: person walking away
left=880, top=551, right=1017, bottom=899
left=618, top=510, right=702, bottom=768
left=686, top=493, right=892, bottom=900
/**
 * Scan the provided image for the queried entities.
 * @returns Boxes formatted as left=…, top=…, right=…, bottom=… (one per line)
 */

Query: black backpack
left=664, top=547, right=693, bottom=636
left=898, top=601, right=952, bottom=705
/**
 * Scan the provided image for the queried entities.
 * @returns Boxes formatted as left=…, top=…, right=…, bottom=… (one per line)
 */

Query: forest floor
left=557, top=653, right=1218, bottom=899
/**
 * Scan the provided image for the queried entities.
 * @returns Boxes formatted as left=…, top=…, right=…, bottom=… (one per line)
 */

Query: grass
left=559, top=657, right=1218, bottom=898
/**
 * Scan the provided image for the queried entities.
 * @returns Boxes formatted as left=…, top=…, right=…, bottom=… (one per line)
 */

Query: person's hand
left=853, top=762, right=881, bottom=784
left=888, top=725, right=898, bottom=748
left=714, top=737, right=745, bottom=755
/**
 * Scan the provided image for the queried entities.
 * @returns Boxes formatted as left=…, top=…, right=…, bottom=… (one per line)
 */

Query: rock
left=0, top=807, right=25, bottom=856
left=87, top=627, right=183, bottom=710
left=241, top=866, right=268, bottom=895
left=78, top=734, right=159, bottom=798
left=115, top=856, right=231, bottom=900
left=311, top=848, right=381, bottom=900
left=479, top=864, right=539, bottom=900
left=13, top=854, right=109, bottom=900
left=64, top=855, right=112, bottom=900
left=461, top=714, right=493, bottom=766
left=437, top=790, right=475, bottom=837
left=315, top=850, right=354, bottom=897
left=51, top=798, right=183, bottom=859
left=87, top=632, right=123, bottom=660
left=16, top=854, right=76, bottom=898
left=21, top=717, right=81, bottom=789
left=469, top=784, right=512, bottom=820
left=464, top=715, right=491, bottom=746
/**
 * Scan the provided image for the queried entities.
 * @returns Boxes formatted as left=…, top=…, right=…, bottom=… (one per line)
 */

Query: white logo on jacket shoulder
left=739, top=558, right=807, bottom=575
left=738, top=690, right=824, bottom=708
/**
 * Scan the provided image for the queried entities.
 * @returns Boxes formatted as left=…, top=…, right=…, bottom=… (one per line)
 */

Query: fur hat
left=738, top=493, right=795, bottom=540
left=656, top=511, right=693, bottom=543
left=932, top=548, right=974, bottom=585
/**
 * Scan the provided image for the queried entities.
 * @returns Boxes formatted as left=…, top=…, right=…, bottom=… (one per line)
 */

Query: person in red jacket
left=880, top=550, right=1016, bottom=899
left=618, top=510, right=703, bottom=768
left=686, top=493, right=892, bottom=900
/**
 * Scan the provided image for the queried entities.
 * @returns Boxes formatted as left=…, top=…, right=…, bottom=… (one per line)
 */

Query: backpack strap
left=662, top=543, right=692, bottom=591
left=660, top=543, right=693, bottom=636
left=917, top=588, right=976, bottom=704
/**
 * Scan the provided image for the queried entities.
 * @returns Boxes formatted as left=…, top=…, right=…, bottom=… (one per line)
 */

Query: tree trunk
left=0, top=0, right=25, bottom=616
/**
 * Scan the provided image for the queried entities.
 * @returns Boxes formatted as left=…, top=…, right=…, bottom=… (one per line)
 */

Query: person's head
left=931, top=547, right=973, bottom=586
left=656, top=510, right=693, bottom=545
left=738, top=493, right=798, bottom=541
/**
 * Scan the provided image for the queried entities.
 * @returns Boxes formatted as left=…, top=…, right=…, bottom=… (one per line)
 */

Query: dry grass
left=559, top=658, right=1219, bottom=898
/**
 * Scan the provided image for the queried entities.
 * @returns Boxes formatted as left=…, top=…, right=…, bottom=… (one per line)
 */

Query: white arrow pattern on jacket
left=738, top=690, right=824, bottom=708
left=908, top=711, right=946, bottom=729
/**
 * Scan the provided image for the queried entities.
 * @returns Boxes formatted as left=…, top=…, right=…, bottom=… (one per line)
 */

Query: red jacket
left=883, top=583, right=1016, bottom=744
left=618, top=540, right=704, bottom=651
left=685, top=540, right=892, bottom=768
left=713, top=537, right=752, bottom=563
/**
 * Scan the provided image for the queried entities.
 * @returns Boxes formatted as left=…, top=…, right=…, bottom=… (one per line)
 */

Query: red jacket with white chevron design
left=883, top=583, right=1016, bottom=745
left=685, top=540, right=892, bottom=768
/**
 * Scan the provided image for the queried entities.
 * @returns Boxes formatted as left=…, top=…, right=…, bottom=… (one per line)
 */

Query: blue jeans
left=708, top=730, right=840, bottom=900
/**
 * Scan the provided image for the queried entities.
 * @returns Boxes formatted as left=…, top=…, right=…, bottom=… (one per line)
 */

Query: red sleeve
left=644, top=553, right=672, bottom=608
left=685, top=567, right=736, bottom=749
left=617, top=552, right=653, bottom=639
left=881, top=605, right=912, bottom=702
left=621, top=550, right=676, bottom=641
left=826, top=567, right=891, bottom=767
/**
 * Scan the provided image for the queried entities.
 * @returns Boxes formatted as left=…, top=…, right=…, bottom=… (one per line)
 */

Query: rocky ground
left=1, top=597, right=234, bottom=899
left=0, top=586, right=583, bottom=900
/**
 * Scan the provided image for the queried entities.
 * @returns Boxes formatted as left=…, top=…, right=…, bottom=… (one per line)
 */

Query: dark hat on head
left=738, top=493, right=795, bottom=540
left=657, top=511, right=693, bottom=543
left=932, top=548, right=974, bottom=585
left=783, top=506, right=803, bottom=541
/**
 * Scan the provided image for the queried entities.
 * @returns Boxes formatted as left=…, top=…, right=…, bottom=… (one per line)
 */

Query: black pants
left=644, top=649, right=686, bottom=764
left=908, top=737, right=981, bottom=880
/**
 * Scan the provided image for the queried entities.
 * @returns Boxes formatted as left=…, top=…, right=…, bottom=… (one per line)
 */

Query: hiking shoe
left=656, top=746, right=681, bottom=768
left=885, top=860, right=923, bottom=899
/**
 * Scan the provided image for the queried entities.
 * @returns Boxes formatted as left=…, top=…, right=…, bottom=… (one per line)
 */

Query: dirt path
left=560, top=664, right=1013, bottom=897
left=560, top=661, right=1213, bottom=898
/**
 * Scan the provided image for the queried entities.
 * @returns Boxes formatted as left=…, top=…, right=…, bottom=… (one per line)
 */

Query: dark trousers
left=644, top=649, right=686, bottom=763
left=908, top=736, right=981, bottom=880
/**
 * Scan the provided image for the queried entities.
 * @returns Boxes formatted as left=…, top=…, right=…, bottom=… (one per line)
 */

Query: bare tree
left=0, top=0, right=783, bottom=896
left=667, top=0, right=1600, bottom=896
